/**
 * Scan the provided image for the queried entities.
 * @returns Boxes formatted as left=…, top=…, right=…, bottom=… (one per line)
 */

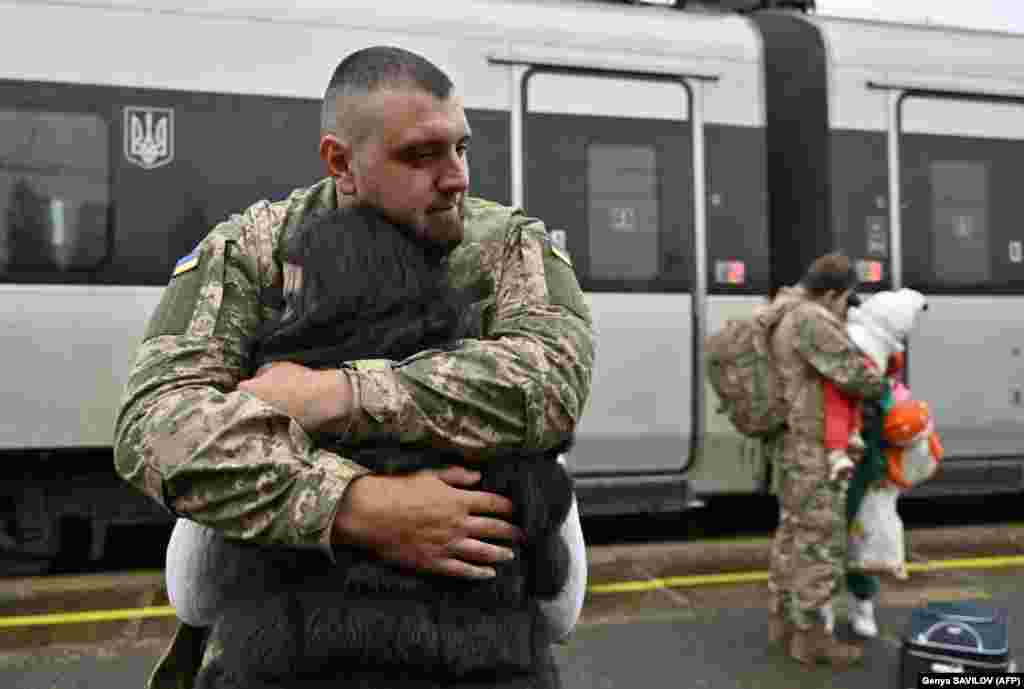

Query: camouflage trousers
left=768, top=432, right=848, bottom=630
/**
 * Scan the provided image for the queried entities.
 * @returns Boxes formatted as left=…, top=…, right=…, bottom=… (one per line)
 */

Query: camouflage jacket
left=766, top=286, right=885, bottom=445
left=113, top=178, right=595, bottom=559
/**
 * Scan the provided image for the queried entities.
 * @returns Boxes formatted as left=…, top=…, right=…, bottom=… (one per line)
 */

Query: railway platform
left=2, top=523, right=1023, bottom=688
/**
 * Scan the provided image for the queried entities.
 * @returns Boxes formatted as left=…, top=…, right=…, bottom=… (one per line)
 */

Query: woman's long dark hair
left=248, top=206, right=482, bottom=372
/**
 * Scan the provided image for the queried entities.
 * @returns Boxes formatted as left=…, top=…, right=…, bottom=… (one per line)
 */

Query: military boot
left=821, top=602, right=835, bottom=635
left=768, top=611, right=793, bottom=647
left=788, top=624, right=863, bottom=668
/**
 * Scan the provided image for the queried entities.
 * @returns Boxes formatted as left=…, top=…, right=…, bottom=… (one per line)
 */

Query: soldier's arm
left=793, top=310, right=885, bottom=401
left=113, top=201, right=368, bottom=557
left=337, top=209, right=595, bottom=454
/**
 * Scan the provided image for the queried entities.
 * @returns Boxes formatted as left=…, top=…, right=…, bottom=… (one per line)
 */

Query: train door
left=506, top=64, right=699, bottom=510
left=690, top=125, right=772, bottom=496
left=887, top=89, right=1024, bottom=493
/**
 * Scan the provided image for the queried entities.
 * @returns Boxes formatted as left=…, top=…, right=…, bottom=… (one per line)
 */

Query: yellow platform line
left=0, top=605, right=176, bottom=628
left=589, top=570, right=769, bottom=593
left=587, top=554, right=1024, bottom=595
left=1, top=555, right=1023, bottom=628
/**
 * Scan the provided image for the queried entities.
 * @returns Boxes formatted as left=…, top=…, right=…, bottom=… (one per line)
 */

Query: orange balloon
left=883, top=399, right=932, bottom=446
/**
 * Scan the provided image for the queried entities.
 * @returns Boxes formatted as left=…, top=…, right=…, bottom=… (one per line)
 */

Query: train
left=2, top=0, right=1023, bottom=573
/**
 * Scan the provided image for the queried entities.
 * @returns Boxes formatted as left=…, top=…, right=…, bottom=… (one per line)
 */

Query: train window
left=900, top=96, right=1024, bottom=292
left=586, top=143, right=659, bottom=281
left=0, top=110, right=109, bottom=277
left=529, top=73, right=690, bottom=120
left=524, top=72, right=692, bottom=292
left=0, top=82, right=513, bottom=286
left=108, top=92, right=322, bottom=286
left=929, top=160, right=990, bottom=284
left=464, top=109, right=511, bottom=206
left=903, top=98, right=1024, bottom=140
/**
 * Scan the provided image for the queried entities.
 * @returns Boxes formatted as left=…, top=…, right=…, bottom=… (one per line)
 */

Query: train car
left=698, top=9, right=1024, bottom=501
left=809, top=15, right=1024, bottom=498
left=1, top=0, right=1022, bottom=572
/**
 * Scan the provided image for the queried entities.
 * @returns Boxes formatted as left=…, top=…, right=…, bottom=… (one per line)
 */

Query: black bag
left=900, top=602, right=1014, bottom=688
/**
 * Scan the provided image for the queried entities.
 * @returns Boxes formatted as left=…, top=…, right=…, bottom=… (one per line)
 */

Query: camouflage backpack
left=706, top=312, right=788, bottom=437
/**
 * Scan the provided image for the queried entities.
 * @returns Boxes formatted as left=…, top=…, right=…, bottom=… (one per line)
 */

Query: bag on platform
left=900, top=601, right=1015, bottom=687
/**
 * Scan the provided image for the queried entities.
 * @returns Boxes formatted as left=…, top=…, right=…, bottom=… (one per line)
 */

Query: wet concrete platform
left=584, top=523, right=1024, bottom=588
left=2, top=524, right=1023, bottom=688
left=562, top=566, right=1023, bottom=689
left=2, top=524, right=1023, bottom=647
left=4, top=564, right=1022, bottom=689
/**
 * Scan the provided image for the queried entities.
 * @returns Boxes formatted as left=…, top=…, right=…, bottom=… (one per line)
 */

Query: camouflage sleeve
left=793, top=310, right=885, bottom=401
left=113, top=201, right=368, bottom=557
left=342, top=214, right=595, bottom=454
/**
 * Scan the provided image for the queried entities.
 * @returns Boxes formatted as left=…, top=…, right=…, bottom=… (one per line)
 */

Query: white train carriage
left=810, top=15, right=1024, bottom=496
left=0, top=0, right=1022, bottom=569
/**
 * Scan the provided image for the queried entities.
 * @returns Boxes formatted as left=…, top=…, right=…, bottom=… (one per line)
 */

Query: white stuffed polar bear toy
left=845, top=288, right=943, bottom=580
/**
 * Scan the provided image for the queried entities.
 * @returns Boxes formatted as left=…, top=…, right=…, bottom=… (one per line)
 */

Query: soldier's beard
left=418, top=195, right=466, bottom=250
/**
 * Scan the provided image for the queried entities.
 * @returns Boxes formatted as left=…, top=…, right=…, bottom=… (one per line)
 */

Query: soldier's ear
left=319, top=134, right=356, bottom=194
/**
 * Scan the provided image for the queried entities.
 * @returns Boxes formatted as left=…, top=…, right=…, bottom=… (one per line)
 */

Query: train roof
left=8, top=1, right=1024, bottom=87
left=3, top=0, right=765, bottom=121
left=814, top=10, right=1024, bottom=41
left=8, top=0, right=762, bottom=62
left=13, top=1, right=1024, bottom=123
left=810, top=12, right=1024, bottom=91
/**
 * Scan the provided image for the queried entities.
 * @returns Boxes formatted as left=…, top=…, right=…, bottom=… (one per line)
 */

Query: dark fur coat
left=194, top=207, right=573, bottom=689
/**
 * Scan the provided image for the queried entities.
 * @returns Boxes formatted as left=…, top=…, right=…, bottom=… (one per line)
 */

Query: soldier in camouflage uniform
left=762, top=254, right=884, bottom=668
left=113, top=46, right=594, bottom=688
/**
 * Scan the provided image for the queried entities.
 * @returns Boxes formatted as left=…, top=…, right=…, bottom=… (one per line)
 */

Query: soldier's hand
left=238, top=361, right=352, bottom=432
left=332, top=466, right=524, bottom=579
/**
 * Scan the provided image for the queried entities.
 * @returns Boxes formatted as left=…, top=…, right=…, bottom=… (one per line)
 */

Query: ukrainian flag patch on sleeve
left=172, top=248, right=199, bottom=277
left=546, top=232, right=572, bottom=267
left=550, top=243, right=572, bottom=267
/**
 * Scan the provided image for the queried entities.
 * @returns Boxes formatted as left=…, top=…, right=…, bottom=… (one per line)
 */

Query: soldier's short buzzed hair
left=321, top=46, right=454, bottom=136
